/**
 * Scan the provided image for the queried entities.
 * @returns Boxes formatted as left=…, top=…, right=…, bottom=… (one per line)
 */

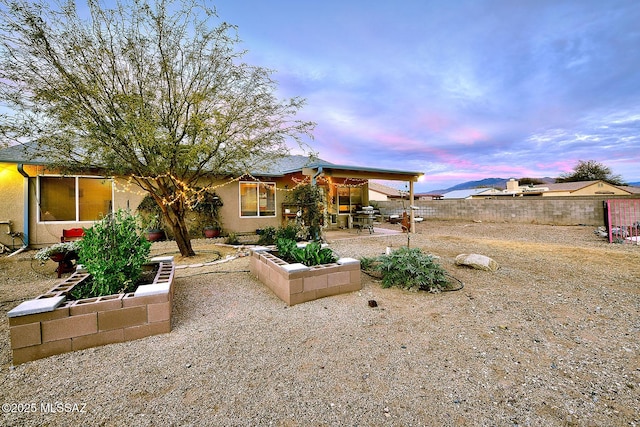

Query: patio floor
left=324, top=225, right=404, bottom=241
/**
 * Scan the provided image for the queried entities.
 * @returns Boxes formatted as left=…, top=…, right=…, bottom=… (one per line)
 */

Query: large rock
left=455, top=253, right=499, bottom=271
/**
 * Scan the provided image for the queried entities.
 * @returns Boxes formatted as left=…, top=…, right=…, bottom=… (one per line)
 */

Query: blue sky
left=214, top=0, right=640, bottom=191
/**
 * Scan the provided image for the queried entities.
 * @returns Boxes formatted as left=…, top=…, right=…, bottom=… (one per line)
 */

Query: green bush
left=361, top=247, right=449, bottom=293
left=276, top=223, right=304, bottom=241
left=275, top=238, right=337, bottom=266
left=76, top=209, right=151, bottom=298
left=257, top=226, right=277, bottom=245
left=225, top=232, right=241, bottom=245
left=257, top=224, right=305, bottom=245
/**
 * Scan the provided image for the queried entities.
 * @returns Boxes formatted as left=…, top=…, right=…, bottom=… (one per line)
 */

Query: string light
left=112, top=170, right=369, bottom=208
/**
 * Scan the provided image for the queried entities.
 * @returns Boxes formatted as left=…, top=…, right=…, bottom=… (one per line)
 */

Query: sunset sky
left=214, top=0, right=640, bottom=191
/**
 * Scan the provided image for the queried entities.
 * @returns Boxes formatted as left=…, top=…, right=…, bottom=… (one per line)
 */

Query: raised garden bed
left=7, top=256, right=175, bottom=365
left=249, top=246, right=361, bottom=306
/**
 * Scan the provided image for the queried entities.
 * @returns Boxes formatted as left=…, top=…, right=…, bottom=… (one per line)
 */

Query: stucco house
left=503, top=178, right=637, bottom=197
left=0, top=142, right=423, bottom=249
left=367, top=181, right=403, bottom=201
left=441, top=187, right=503, bottom=199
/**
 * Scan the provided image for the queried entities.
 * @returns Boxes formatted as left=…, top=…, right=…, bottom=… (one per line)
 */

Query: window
left=336, top=186, right=362, bottom=214
left=39, top=176, right=113, bottom=222
left=240, top=182, right=276, bottom=217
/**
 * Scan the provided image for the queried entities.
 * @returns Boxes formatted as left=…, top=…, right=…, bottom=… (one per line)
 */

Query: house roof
left=530, top=180, right=636, bottom=195
left=441, top=188, right=501, bottom=199
left=621, top=185, right=640, bottom=194
left=0, top=142, right=48, bottom=165
left=0, top=143, right=423, bottom=182
left=248, top=155, right=331, bottom=177
left=251, top=155, right=423, bottom=181
left=532, top=181, right=599, bottom=192
left=301, top=161, right=423, bottom=182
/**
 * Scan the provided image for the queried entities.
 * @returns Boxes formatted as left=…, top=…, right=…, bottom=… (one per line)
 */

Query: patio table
left=353, top=209, right=375, bottom=234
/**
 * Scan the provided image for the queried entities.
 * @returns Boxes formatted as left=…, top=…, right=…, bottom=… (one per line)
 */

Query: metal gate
left=605, top=199, right=640, bottom=244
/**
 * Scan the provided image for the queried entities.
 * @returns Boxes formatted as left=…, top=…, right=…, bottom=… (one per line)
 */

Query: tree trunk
left=162, top=199, right=196, bottom=257
left=170, top=219, right=195, bottom=257
left=140, top=180, right=196, bottom=257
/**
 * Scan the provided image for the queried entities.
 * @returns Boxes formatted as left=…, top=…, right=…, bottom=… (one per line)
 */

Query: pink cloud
left=449, top=127, right=488, bottom=145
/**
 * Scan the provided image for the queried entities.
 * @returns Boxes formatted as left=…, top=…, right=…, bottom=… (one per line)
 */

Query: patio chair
left=61, top=228, right=84, bottom=243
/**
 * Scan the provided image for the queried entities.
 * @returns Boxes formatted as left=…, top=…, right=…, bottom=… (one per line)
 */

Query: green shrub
left=362, top=247, right=449, bottom=293
left=257, top=226, right=277, bottom=245
left=257, top=224, right=305, bottom=245
left=275, top=238, right=337, bottom=266
left=76, top=209, right=151, bottom=298
left=225, top=232, right=241, bottom=245
left=276, top=223, right=304, bottom=241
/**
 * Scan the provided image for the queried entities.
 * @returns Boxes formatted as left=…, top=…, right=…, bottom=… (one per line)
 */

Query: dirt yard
left=1, top=221, right=638, bottom=426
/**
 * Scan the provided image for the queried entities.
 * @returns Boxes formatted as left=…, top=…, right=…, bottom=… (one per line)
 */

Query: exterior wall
left=1, top=161, right=372, bottom=244
left=249, top=247, right=361, bottom=306
left=376, top=196, right=640, bottom=226
left=213, top=175, right=300, bottom=234
left=368, top=189, right=388, bottom=201
left=0, top=163, right=26, bottom=249
left=8, top=259, right=174, bottom=365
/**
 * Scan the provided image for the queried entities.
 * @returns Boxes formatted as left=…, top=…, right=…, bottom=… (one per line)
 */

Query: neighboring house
left=368, top=181, right=403, bottom=201
left=441, top=188, right=503, bottom=199
left=502, top=179, right=637, bottom=197
left=0, top=142, right=423, bottom=248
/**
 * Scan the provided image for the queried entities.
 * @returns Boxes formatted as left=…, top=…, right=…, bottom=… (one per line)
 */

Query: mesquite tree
left=0, top=0, right=314, bottom=256
left=557, top=160, right=625, bottom=186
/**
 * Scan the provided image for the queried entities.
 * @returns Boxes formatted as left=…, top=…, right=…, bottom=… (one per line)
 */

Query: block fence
left=8, top=257, right=175, bottom=365
left=249, top=247, right=361, bottom=306
left=377, top=196, right=640, bottom=226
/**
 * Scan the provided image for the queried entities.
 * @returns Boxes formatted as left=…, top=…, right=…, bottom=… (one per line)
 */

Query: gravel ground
left=1, top=220, right=639, bottom=426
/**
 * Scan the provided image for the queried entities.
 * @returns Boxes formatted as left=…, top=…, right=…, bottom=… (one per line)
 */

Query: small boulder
left=455, top=253, right=499, bottom=271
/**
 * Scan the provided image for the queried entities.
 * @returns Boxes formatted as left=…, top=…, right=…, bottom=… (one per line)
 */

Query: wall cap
left=8, top=296, right=66, bottom=317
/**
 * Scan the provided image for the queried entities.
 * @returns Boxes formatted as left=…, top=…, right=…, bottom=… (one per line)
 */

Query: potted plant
left=34, top=241, right=81, bottom=277
left=203, top=225, right=221, bottom=238
left=144, top=214, right=166, bottom=242
left=191, top=189, right=223, bottom=238
left=136, top=195, right=166, bottom=241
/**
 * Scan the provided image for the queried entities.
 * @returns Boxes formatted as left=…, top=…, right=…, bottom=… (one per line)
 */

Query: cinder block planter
left=249, top=247, right=361, bottom=306
left=7, top=257, right=175, bottom=365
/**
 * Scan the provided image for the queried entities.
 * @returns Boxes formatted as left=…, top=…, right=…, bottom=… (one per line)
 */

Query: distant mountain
left=628, top=181, right=640, bottom=187
left=426, top=177, right=555, bottom=194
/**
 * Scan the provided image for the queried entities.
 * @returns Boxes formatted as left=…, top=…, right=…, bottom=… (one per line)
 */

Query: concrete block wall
left=249, top=248, right=361, bottom=306
left=377, top=196, right=640, bottom=226
left=8, top=260, right=174, bottom=365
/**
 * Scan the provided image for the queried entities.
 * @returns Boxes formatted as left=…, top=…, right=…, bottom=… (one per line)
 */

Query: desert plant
left=225, top=232, right=241, bottom=245
left=34, top=240, right=81, bottom=262
left=362, top=247, right=449, bottom=293
left=76, top=209, right=151, bottom=298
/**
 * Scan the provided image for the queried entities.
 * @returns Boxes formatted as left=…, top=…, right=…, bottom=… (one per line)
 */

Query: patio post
left=409, top=180, right=415, bottom=233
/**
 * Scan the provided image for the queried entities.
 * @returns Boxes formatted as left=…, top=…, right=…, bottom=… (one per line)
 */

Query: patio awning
left=301, top=162, right=423, bottom=182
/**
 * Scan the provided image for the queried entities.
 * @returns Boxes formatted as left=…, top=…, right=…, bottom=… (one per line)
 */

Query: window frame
left=239, top=181, right=277, bottom=218
left=37, top=175, right=114, bottom=223
left=333, top=184, right=363, bottom=215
